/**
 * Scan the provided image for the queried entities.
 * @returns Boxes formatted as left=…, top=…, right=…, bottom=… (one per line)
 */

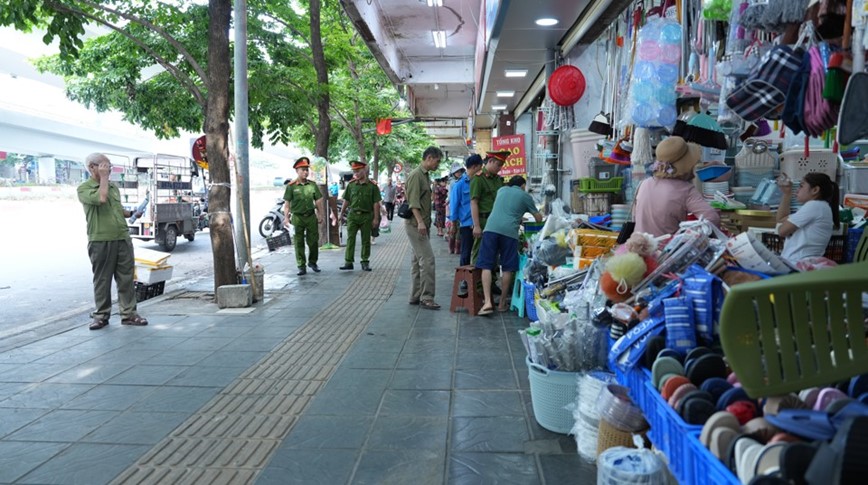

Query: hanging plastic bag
left=624, top=18, right=681, bottom=128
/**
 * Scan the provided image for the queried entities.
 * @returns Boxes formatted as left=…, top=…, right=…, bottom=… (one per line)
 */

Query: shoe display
left=339, top=263, right=354, bottom=270
left=297, top=267, right=307, bottom=276
left=308, top=263, right=321, bottom=273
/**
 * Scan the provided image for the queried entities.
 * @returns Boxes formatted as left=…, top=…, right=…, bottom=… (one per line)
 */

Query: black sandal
left=89, top=318, right=109, bottom=330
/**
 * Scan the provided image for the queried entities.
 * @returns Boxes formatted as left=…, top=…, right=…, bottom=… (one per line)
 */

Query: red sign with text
left=491, top=134, right=526, bottom=177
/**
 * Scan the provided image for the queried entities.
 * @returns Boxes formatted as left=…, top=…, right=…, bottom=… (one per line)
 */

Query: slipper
left=742, top=417, right=779, bottom=443
left=419, top=300, right=441, bottom=310
left=765, top=409, right=836, bottom=441
left=701, top=378, right=733, bottom=406
left=496, top=306, right=509, bottom=313
left=710, top=426, right=739, bottom=461
left=814, top=388, right=848, bottom=411
left=753, top=442, right=788, bottom=477
left=701, top=411, right=741, bottom=447
left=780, top=441, right=820, bottom=483
left=669, top=382, right=698, bottom=410
left=89, top=318, right=109, bottom=330
left=121, top=315, right=148, bottom=326
left=737, top=439, right=765, bottom=484
left=478, top=305, right=494, bottom=316
left=805, top=415, right=868, bottom=484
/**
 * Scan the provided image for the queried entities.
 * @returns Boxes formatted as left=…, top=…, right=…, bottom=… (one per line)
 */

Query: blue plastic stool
left=510, top=254, right=528, bottom=317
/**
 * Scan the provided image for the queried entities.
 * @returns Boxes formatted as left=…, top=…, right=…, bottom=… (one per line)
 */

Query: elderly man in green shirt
left=339, top=161, right=381, bottom=271
left=405, top=146, right=443, bottom=309
left=77, top=153, right=148, bottom=330
left=284, top=156, right=324, bottom=276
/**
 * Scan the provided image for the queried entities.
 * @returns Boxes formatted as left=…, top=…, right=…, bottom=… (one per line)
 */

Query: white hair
left=85, top=153, right=109, bottom=166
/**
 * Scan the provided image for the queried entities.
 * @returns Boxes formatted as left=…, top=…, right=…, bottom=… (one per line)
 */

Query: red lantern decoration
left=548, top=65, right=586, bottom=107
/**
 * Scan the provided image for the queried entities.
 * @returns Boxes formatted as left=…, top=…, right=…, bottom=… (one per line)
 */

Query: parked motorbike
left=259, top=198, right=286, bottom=238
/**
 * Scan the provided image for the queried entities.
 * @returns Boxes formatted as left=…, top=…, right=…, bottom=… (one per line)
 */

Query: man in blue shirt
left=476, top=176, right=542, bottom=315
left=449, top=154, right=483, bottom=296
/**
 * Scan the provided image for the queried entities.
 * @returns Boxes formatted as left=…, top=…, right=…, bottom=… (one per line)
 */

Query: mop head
left=632, top=128, right=654, bottom=166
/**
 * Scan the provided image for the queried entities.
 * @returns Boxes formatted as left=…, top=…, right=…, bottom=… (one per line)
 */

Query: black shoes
left=308, top=263, right=321, bottom=273
left=361, top=262, right=371, bottom=271
left=339, top=263, right=354, bottom=270
left=297, top=267, right=307, bottom=276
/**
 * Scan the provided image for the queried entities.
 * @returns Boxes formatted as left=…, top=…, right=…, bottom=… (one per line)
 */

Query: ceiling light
left=496, top=91, right=515, bottom=98
left=504, top=69, right=528, bottom=78
left=491, top=104, right=507, bottom=111
left=427, top=0, right=443, bottom=6
left=432, top=30, right=446, bottom=48
left=535, top=18, right=558, bottom=26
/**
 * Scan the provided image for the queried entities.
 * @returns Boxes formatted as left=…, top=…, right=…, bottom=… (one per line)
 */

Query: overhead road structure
left=340, top=0, right=632, bottom=155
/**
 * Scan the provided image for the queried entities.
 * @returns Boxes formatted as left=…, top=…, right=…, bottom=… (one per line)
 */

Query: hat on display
left=293, top=156, right=311, bottom=169
left=486, top=150, right=511, bottom=162
left=465, top=154, right=483, bottom=167
left=682, top=113, right=728, bottom=150
left=450, top=162, right=466, bottom=175
left=350, top=160, right=367, bottom=170
left=654, top=136, right=702, bottom=179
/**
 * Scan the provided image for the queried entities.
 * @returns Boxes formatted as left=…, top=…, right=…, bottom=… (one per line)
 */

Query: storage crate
left=526, top=357, right=579, bottom=434
left=760, top=232, right=847, bottom=263
left=266, top=231, right=291, bottom=251
left=780, top=148, right=837, bottom=181
left=688, top=431, right=740, bottom=485
left=590, top=157, right=624, bottom=180
left=135, top=281, right=165, bottom=302
left=578, top=177, right=624, bottom=193
left=641, top=379, right=702, bottom=485
left=134, top=265, right=173, bottom=284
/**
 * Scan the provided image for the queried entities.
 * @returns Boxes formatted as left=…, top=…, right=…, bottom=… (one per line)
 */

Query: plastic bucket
left=526, top=357, right=579, bottom=434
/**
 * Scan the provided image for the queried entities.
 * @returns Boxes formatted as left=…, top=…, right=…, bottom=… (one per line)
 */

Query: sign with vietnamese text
left=491, top=134, right=526, bottom=177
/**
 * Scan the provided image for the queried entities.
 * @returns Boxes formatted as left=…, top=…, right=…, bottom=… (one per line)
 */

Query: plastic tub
left=526, top=358, right=579, bottom=434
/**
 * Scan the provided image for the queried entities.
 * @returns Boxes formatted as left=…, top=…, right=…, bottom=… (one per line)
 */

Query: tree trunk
left=206, top=0, right=236, bottom=290
left=310, top=0, right=330, bottom=159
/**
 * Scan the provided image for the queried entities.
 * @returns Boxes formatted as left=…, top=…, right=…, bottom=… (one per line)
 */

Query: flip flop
left=496, top=306, right=509, bottom=313
left=765, top=409, right=836, bottom=441
left=478, top=305, right=494, bottom=316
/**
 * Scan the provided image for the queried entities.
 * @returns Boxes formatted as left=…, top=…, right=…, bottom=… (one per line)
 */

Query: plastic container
left=526, top=357, right=579, bottom=434
left=524, top=280, right=538, bottom=321
left=696, top=165, right=733, bottom=182
left=780, top=148, right=837, bottom=181
left=266, top=231, right=291, bottom=251
left=579, top=177, right=624, bottom=193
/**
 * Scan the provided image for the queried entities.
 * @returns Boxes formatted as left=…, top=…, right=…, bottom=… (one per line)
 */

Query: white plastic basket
left=527, top=358, right=579, bottom=434
left=780, top=148, right=837, bottom=181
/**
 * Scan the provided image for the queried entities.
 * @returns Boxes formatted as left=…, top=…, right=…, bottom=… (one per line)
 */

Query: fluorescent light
left=427, top=0, right=443, bottom=6
left=432, top=30, right=446, bottom=48
left=496, top=90, right=515, bottom=97
left=535, top=18, right=558, bottom=26
left=491, top=104, right=507, bottom=110
left=504, top=69, right=528, bottom=78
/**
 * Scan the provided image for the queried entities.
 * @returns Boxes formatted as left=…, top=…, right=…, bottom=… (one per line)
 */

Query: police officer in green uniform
left=470, top=150, right=508, bottom=262
left=284, top=156, right=324, bottom=276
left=339, top=161, right=381, bottom=271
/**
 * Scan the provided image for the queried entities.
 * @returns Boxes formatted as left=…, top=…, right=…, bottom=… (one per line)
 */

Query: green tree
left=1, top=0, right=237, bottom=289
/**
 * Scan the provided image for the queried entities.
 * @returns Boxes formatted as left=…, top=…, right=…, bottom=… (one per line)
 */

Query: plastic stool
left=450, top=265, right=483, bottom=316
left=510, top=254, right=528, bottom=317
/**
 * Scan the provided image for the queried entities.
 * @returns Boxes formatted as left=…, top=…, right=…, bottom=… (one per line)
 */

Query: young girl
left=776, top=172, right=840, bottom=264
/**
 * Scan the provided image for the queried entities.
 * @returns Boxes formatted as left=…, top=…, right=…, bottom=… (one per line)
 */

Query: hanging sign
left=491, top=134, right=526, bottom=176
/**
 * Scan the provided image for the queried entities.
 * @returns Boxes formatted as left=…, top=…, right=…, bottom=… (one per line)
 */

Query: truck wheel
left=160, top=225, right=178, bottom=251
left=259, top=216, right=278, bottom=238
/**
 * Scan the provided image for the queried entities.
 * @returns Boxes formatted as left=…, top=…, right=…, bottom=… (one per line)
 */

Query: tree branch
left=45, top=1, right=206, bottom=107
left=71, top=0, right=209, bottom=83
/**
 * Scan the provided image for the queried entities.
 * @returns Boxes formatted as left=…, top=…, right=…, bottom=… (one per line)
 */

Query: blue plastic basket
left=523, top=281, right=538, bottom=321
left=689, top=431, right=739, bottom=485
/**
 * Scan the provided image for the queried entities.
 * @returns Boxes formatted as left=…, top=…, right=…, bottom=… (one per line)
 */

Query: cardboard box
left=135, top=265, right=173, bottom=284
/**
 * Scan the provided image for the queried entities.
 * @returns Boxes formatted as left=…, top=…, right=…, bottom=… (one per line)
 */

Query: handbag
left=397, top=201, right=412, bottom=219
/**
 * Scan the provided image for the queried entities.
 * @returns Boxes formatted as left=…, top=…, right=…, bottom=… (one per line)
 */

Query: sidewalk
left=0, top=219, right=594, bottom=484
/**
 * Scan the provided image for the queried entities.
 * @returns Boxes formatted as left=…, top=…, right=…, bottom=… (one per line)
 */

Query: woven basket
left=596, top=418, right=644, bottom=456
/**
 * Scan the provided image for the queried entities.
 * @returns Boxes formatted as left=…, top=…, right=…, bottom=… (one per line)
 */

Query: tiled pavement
left=0, top=219, right=595, bottom=484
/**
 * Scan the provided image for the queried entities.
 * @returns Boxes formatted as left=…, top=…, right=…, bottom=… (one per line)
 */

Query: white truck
left=111, top=153, right=208, bottom=251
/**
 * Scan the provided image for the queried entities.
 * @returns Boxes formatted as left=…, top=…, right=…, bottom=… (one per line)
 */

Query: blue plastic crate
left=642, top=379, right=702, bottom=485
left=688, top=431, right=739, bottom=485
left=524, top=280, right=538, bottom=321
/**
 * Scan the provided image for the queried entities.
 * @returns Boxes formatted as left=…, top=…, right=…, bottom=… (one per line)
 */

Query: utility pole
left=234, top=0, right=250, bottom=269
